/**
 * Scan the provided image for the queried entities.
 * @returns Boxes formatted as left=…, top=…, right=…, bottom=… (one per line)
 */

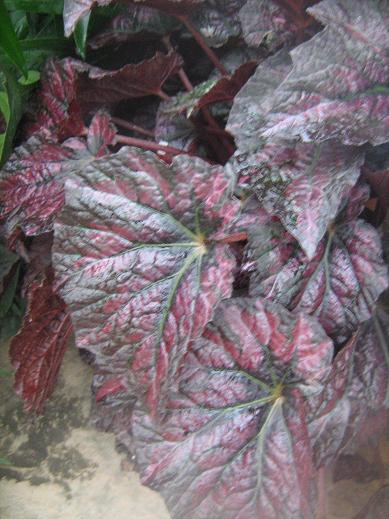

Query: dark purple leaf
left=53, top=147, right=239, bottom=416
left=261, top=0, right=389, bottom=146
left=250, top=141, right=364, bottom=258
left=239, top=0, right=317, bottom=50
left=155, top=101, right=198, bottom=152
left=9, top=272, right=72, bottom=412
left=76, top=51, right=183, bottom=106
left=133, top=297, right=333, bottom=519
left=248, top=216, right=389, bottom=342
left=332, top=453, right=381, bottom=483
left=362, top=164, right=389, bottom=224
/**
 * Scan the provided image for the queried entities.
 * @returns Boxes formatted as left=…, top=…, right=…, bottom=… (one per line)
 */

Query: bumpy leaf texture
left=248, top=213, right=389, bottom=342
left=240, top=0, right=317, bottom=50
left=0, top=113, right=116, bottom=242
left=261, top=0, right=389, bottom=146
left=29, top=58, right=85, bottom=141
left=190, top=0, right=244, bottom=48
left=308, top=293, right=389, bottom=468
left=226, top=49, right=292, bottom=155
left=9, top=272, right=72, bottom=412
left=250, top=141, right=364, bottom=258
left=133, top=297, right=333, bottom=519
left=53, top=147, right=239, bottom=416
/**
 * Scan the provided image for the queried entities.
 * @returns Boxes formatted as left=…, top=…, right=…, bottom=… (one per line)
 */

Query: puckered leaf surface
left=63, top=0, right=113, bottom=37
left=53, top=147, right=239, bottom=415
left=133, top=297, right=333, bottom=519
left=248, top=217, right=389, bottom=342
left=250, top=141, right=364, bottom=258
left=308, top=292, right=389, bottom=467
left=239, top=0, right=317, bottom=50
left=226, top=49, right=292, bottom=155
left=0, top=113, right=115, bottom=242
left=261, top=0, right=389, bottom=146
left=9, top=272, right=72, bottom=412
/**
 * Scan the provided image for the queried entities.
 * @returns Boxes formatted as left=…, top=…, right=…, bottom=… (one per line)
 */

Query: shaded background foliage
left=0, top=1, right=389, bottom=518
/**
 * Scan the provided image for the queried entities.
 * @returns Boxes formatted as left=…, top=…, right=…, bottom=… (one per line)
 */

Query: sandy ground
left=0, top=343, right=388, bottom=519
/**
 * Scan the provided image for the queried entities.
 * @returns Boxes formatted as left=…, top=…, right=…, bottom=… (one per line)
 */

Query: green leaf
left=0, top=0, right=27, bottom=77
left=0, top=457, right=11, bottom=465
left=0, top=65, right=23, bottom=166
left=74, top=11, right=90, bottom=59
left=4, top=0, right=63, bottom=14
left=20, top=37, right=71, bottom=53
left=18, top=68, right=39, bottom=85
left=0, top=263, right=20, bottom=320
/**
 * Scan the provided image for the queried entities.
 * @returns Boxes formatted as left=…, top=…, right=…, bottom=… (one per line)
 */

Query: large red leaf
left=9, top=272, right=72, bottom=412
left=133, top=297, right=333, bottom=519
left=249, top=141, right=364, bottom=258
left=307, top=293, right=389, bottom=468
left=0, top=113, right=116, bottom=242
left=261, top=0, right=389, bottom=146
left=53, top=147, right=239, bottom=416
left=248, top=216, right=389, bottom=342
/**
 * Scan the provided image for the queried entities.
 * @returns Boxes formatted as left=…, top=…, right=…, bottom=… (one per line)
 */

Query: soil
left=0, top=342, right=388, bottom=519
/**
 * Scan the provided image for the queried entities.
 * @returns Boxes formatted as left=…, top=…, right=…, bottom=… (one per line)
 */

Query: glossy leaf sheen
left=249, top=218, right=389, bottom=342
left=308, top=296, right=389, bottom=467
left=250, top=141, right=364, bottom=258
left=133, top=297, right=333, bottom=519
left=53, top=147, right=239, bottom=415
left=261, top=0, right=389, bottom=146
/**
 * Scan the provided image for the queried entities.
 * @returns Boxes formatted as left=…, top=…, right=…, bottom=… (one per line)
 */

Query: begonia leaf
left=0, top=114, right=116, bottom=242
left=248, top=217, right=389, bottom=342
left=250, top=141, right=364, bottom=258
left=261, top=0, right=389, bottom=146
left=226, top=49, right=292, bottom=155
left=53, top=147, right=239, bottom=416
left=133, top=296, right=333, bottom=519
left=76, top=51, right=183, bottom=105
left=89, top=6, right=180, bottom=49
left=307, top=293, right=389, bottom=467
left=189, top=0, right=244, bottom=48
left=239, top=0, right=317, bottom=50
left=9, top=272, right=72, bottom=412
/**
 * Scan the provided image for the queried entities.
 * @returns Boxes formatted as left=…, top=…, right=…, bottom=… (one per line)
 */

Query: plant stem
left=177, top=15, right=228, bottom=76
left=157, top=89, right=170, bottom=101
left=217, top=232, right=248, bottom=244
left=111, top=117, right=155, bottom=138
left=115, top=133, right=184, bottom=156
